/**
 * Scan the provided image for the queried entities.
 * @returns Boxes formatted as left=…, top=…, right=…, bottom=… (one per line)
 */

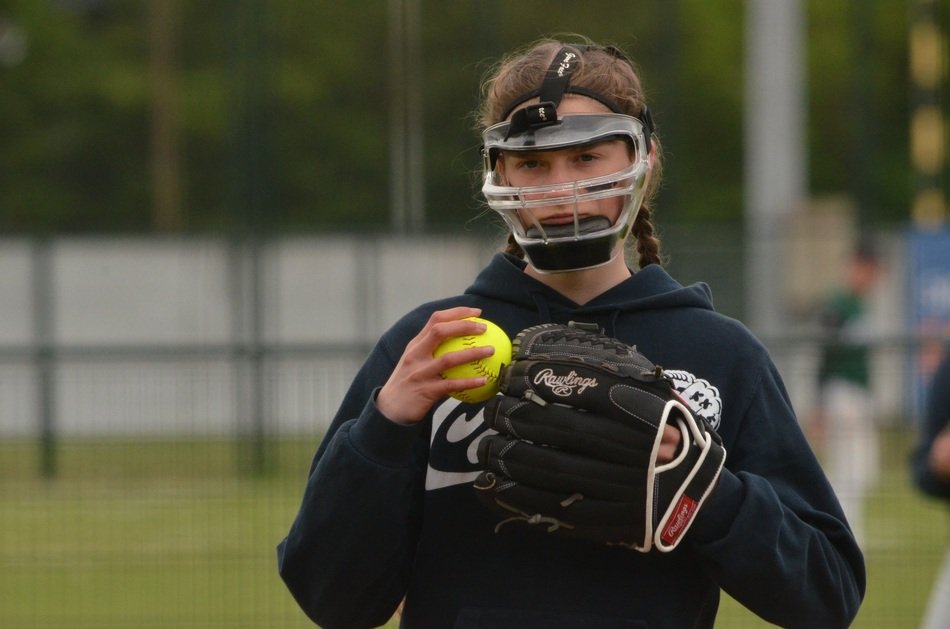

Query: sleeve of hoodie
left=912, top=348, right=950, bottom=500
left=686, top=352, right=866, bottom=629
left=275, top=335, right=428, bottom=629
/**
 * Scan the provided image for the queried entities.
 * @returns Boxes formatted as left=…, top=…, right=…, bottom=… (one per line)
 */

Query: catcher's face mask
left=480, top=46, right=654, bottom=273
left=482, top=114, right=652, bottom=273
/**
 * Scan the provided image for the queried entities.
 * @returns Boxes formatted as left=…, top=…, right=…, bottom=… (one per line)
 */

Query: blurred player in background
left=912, top=346, right=950, bottom=629
left=276, top=36, right=864, bottom=628
left=812, top=241, right=882, bottom=543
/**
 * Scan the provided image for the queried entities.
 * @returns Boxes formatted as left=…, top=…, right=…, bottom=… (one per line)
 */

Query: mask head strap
left=638, top=105, right=654, bottom=153
left=503, top=47, right=580, bottom=139
left=498, top=44, right=655, bottom=150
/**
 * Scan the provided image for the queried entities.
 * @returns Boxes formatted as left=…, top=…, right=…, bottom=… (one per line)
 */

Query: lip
left=539, top=214, right=581, bottom=226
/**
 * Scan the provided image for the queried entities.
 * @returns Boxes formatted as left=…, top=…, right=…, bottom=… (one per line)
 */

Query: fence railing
left=1, top=231, right=943, bottom=477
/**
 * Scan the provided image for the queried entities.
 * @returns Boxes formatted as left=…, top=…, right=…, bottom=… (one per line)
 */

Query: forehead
left=500, top=137, right=629, bottom=159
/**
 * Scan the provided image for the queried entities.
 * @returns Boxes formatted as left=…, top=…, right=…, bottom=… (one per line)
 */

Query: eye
left=514, top=158, right=543, bottom=171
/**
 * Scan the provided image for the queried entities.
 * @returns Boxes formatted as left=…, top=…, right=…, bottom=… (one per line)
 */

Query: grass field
left=1, top=428, right=945, bottom=628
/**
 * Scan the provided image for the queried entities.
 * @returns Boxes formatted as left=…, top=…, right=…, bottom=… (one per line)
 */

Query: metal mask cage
left=480, top=113, right=652, bottom=273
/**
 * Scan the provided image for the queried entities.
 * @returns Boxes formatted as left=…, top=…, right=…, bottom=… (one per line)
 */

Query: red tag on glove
left=660, top=495, right=699, bottom=546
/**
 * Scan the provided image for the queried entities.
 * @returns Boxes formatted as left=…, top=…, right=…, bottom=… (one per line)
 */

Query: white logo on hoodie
left=425, top=397, right=493, bottom=490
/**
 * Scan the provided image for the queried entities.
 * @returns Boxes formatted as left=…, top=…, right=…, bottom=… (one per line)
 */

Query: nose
left=525, top=179, right=577, bottom=208
left=541, top=157, right=575, bottom=186
left=503, top=154, right=585, bottom=212
left=524, top=159, right=579, bottom=208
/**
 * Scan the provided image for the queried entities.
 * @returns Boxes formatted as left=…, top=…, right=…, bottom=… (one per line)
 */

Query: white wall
left=0, top=232, right=913, bottom=438
left=0, top=235, right=492, bottom=437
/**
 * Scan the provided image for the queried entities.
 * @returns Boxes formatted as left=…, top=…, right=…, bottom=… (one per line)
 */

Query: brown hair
left=477, top=37, right=664, bottom=268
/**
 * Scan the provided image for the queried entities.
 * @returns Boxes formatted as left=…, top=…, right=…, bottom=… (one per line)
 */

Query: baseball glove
left=473, top=323, right=725, bottom=552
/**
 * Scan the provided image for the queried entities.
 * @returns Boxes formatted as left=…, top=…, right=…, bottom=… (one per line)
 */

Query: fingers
left=655, top=424, right=683, bottom=464
left=376, top=307, right=491, bottom=424
left=478, top=434, right=638, bottom=501
left=416, top=307, right=486, bottom=353
left=929, top=430, right=950, bottom=480
left=433, top=344, right=495, bottom=372
left=485, top=396, right=656, bottom=463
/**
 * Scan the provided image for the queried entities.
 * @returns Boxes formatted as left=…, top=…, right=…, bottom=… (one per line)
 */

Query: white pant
left=922, top=547, right=950, bottom=629
left=821, top=379, right=880, bottom=543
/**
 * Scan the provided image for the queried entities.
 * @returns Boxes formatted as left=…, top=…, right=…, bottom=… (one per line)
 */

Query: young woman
left=812, top=242, right=881, bottom=543
left=277, top=37, right=865, bottom=628
left=912, top=346, right=950, bottom=629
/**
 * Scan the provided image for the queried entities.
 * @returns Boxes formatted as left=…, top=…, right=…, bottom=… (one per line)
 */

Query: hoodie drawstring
left=607, top=310, right=620, bottom=337
left=530, top=291, right=622, bottom=338
left=530, top=292, right=552, bottom=324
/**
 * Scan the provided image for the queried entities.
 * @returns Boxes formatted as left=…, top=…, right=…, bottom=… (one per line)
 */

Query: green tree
left=0, top=1, right=929, bottom=235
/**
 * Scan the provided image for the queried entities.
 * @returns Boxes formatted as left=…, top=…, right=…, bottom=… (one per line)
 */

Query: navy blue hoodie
left=277, top=253, right=866, bottom=628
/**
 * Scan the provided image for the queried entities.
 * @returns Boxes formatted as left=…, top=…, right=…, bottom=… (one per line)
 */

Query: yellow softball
left=433, top=317, right=512, bottom=403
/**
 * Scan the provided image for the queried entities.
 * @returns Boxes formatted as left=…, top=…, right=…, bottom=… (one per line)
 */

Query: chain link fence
left=1, top=231, right=947, bottom=627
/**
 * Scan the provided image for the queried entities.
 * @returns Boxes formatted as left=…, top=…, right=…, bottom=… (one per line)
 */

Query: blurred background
left=0, top=0, right=948, bottom=627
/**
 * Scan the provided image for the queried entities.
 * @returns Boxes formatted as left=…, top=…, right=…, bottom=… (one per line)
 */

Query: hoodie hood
left=465, top=253, right=714, bottom=336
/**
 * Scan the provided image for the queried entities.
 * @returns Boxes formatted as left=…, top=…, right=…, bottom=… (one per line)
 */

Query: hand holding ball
left=433, top=317, right=511, bottom=403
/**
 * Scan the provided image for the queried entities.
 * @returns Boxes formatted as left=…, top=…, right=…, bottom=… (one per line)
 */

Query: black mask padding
left=525, top=216, right=612, bottom=239
left=522, top=236, right=617, bottom=272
